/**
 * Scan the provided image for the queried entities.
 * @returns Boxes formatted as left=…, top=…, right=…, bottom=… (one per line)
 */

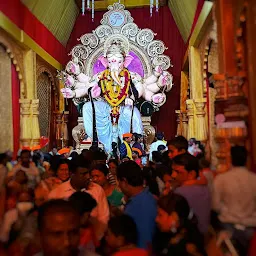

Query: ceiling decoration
left=22, top=0, right=79, bottom=46
left=168, top=0, right=199, bottom=42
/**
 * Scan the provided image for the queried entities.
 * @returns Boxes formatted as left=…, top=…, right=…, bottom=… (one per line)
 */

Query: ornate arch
left=0, top=29, right=26, bottom=98
left=36, top=57, right=59, bottom=111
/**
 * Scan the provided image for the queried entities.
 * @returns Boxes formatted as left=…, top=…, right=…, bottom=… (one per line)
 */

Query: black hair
left=117, top=160, right=143, bottom=186
left=157, top=145, right=166, bottom=152
left=69, top=191, right=97, bottom=215
left=142, top=167, right=160, bottom=197
left=38, top=200, right=79, bottom=231
left=50, top=156, right=70, bottom=173
left=156, top=132, right=164, bottom=140
left=134, top=133, right=142, bottom=142
left=167, top=136, right=188, bottom=152
left=32, top=152, right=43, bottom=166
left=231, top=145, right=247, bottom=167
left=172, top=153, right=199, bottom=177
left=20, top=149, right=31, bottom=156
left=157, top=193, right=206, bottom=256
left=108, top=159, right=118, bottom=167
left=108, top=215, right=138, bottom=245
left=0, top=153, right=7, bottom=164
left=152, top=151, right=162, bottom=163
left=69, top=151, right=79, bottom=160
left=69, top=155, right=91, bottom=174
left=91, top=163, right=109, bottom=176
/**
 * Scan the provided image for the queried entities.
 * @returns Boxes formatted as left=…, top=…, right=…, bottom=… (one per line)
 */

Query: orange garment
left=113, top=248, right=149, bottom=256
left=80, top=226, right=99, bottom=248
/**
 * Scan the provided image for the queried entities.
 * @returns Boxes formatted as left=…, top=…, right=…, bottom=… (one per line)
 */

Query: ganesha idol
left=61, top=34, right=173, bottom=154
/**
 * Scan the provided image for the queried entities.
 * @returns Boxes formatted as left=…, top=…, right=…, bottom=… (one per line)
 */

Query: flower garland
left=100, top=68, right=131, bottom=107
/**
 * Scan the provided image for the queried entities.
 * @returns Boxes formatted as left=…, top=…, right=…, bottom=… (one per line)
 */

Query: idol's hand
left=125, top=97, right=133, bottom=106
left=60, top=88, right=75, bottom=98
left=152, top=93, right=166, bottom=104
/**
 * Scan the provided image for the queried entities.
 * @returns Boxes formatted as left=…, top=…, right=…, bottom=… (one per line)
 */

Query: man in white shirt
left=8, top=150, right=40, bottom=189
left=212, top=146, right=256, bottom=253
left=48, top=156, right=109, bottom=240
left=149, top=132, right=166, bottom=161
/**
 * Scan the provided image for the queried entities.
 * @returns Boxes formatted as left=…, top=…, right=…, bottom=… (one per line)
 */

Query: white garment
left=149, top=140, right=166, bottom=161
left=8, top=163, right=40, bottom=189
left=212, top=166, right=256, bottom=227
left=48, top=180, right=109, bottom=239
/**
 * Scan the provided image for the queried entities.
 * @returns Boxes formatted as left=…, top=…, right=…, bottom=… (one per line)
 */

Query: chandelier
left=81, top=0, right=159, bottom=21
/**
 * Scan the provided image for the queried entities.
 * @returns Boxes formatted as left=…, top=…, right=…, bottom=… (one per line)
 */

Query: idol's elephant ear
left=98, top=55, right=108, bottom=68
left=124, top=55, right=134, bottom=68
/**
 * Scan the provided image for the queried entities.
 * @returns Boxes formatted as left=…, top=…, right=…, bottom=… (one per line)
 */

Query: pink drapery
left=11, top=63, right=20, bottom=157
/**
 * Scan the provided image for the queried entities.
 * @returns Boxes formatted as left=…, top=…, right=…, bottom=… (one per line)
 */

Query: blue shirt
left=124, top=188, right=157, bottom=249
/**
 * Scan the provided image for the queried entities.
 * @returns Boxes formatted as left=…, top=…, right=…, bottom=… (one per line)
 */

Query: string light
left=82, top=0, right=85, bottom=15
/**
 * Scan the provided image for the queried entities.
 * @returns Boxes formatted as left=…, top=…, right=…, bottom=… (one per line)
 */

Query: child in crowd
left=105, top=214, right=148, bottom=256
left=167, top=136, right=188, bottom=160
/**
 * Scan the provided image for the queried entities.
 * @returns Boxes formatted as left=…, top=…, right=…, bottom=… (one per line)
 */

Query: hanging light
left=150, top=0, right=153, bottom=17
left=82, top=0, right=95, bottom=21
left=156, top=0, right=159, bottom=12
left=82, top=0, right=85, bottom=15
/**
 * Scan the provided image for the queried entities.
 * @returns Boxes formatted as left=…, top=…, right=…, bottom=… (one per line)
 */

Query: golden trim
left=94, top=0, right=154, bottom=10
left=189, top=1, right=213, bottom=47
left=0, top=12, right=62, bottom=70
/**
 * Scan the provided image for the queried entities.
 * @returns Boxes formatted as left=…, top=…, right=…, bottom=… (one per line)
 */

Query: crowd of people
left=0, top=133, right=256, bottom=256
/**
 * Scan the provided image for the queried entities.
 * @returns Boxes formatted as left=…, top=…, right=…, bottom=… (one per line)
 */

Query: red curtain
left=0, top=0, right=66, bottom=64
left=66, top=6, right=186, bottom=140
left=11, top=64, right=20, bottom=157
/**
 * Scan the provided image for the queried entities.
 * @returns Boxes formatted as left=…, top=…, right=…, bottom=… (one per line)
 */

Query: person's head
left=55, top=159, right=70, bottom=182
left=70, top=156, right=91, bottom=190
left=172, top=153, right=199, bottom=186
left=15, top=169, right=28, bottom=184
left=162, top=169, right=173, bottom=193
left=108, top=159, right=118, bottom=175
left=69, top=191, right=97, bottom=227
left=38, top=200, right=81, bottom=256
left=231, top=145, right=247, bottom=167
left=105, top=214, right=138, bottom=249
left=51, top=147, right=58, bottom=156
left=32, top=151, right=44, bottom=166
left=20, top=149, right=31, bottom=165
left=157, top=144, right=166, bottom=154
left=123, top=133, right=133, bottom=143
left=167, top=136, right=188, bottom=159
left=90, top=163, right=109, bottom=187
left=156, top=193, right=192, bottom=233
left=134, top=133, right=143, bottom=143
left=152, top=151, right=162, bottom=163
left=188, top=138, right=196, bottom=147
left=0, top=153, right=8, bottom=166
left=117, top=161, right=143, bottom=197
left=69, top=151, right=78, bottom=160
left=132, top=148, right=142, bottom=160
left=156, top=132, right=164, bottom=141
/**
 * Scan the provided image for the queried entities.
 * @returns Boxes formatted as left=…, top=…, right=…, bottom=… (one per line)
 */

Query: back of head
left=69, top=191, right=97, bottom=215
left=70, top=155, right=91, bottom=174
left=108, top=214, right=138, bottom=245
left=91, top=163, right=109, bottom=176
left=38, top=199, right=79, bottom=231
left=0, top=153, right=7, bottom=164
left=158, top=193, right=190, bottom=219
left=152, top=151, right=162, bottom=163
left=156, top=132, right=164, bottom=141
left=117, top=160, right=143, bottom=186
left=231, top=145, right=247, bottom=167
left=167, top=136, right=188, bottom=151
left=172, top=153, right=199, bottom=177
